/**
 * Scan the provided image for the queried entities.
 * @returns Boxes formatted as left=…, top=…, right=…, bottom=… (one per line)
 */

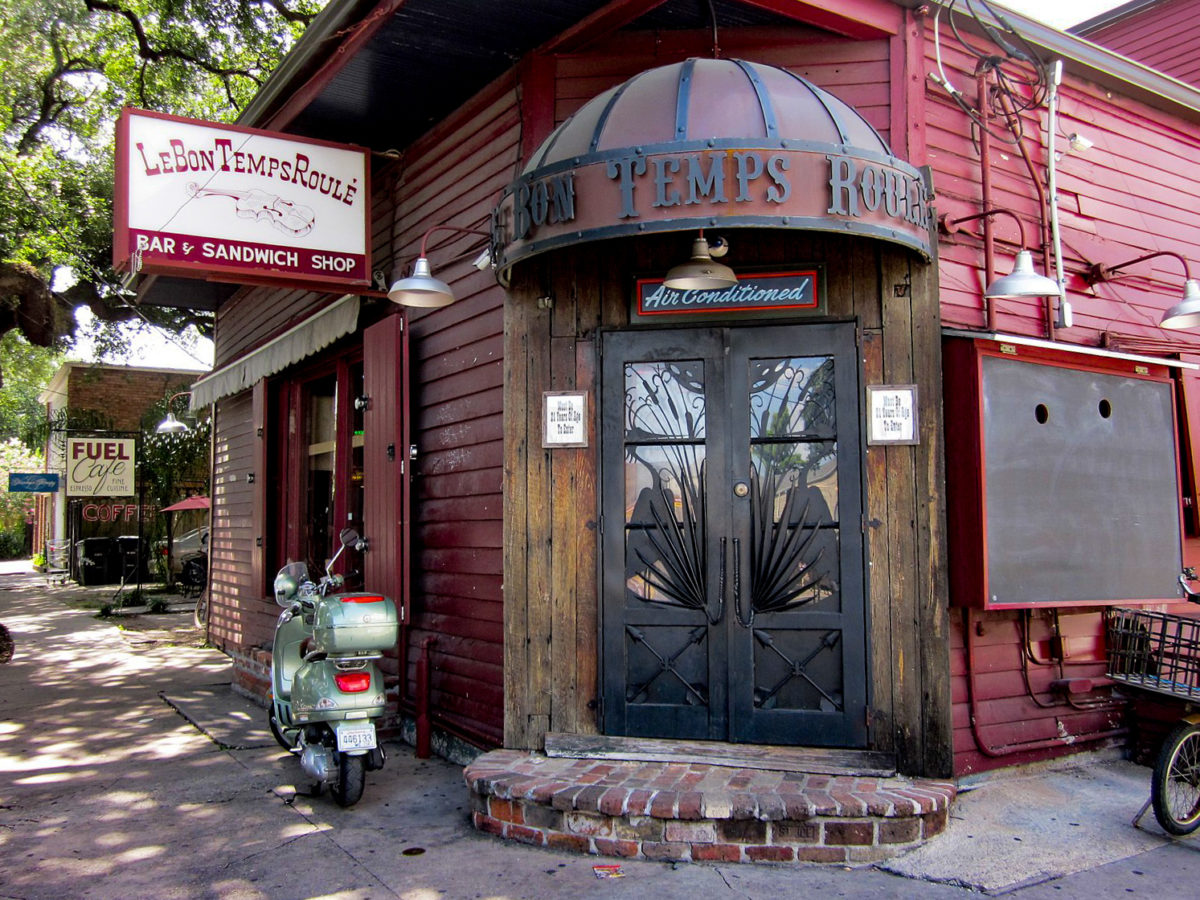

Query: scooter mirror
left=340, top=527, right=361, bottom=547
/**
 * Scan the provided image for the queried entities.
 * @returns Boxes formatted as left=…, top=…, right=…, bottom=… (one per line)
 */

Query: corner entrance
left=600, top=323, right=867, bottom=746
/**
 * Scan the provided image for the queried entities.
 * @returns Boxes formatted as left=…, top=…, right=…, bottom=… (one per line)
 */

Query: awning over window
left=189, top=294, right=361, bottom=409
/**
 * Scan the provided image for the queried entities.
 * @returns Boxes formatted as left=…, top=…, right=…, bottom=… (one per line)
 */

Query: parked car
left=154, top=526, right=209, bottom=578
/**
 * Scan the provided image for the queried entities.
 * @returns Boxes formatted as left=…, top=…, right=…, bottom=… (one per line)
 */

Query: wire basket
left=1107, top=607, right=1200, bottom=701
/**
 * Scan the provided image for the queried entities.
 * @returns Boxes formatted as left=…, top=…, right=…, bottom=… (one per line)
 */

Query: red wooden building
left=1073, top=0, right=1200, bottom=88
left=133, top=0, right=1200, bottom=793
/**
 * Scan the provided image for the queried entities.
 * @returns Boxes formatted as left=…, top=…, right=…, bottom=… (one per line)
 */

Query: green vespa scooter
left=268, top=528, right=398, bottom=806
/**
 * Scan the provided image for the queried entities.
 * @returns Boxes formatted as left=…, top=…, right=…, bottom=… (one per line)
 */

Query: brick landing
left=464, top=750, right=956, bottom=864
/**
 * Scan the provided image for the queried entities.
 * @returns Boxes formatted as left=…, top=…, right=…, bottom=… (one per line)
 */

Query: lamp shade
left=155, top=412, right=190, bottom=435
left=388, top=257, right=456, bottom=308
left=983, top=250, right=1062, bottom=299
left=1160, top=279, right=1200, bottom=329
left=664, top=236, right=738, bottom=291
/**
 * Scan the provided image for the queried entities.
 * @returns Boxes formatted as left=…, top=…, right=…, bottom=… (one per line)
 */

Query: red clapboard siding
left=377, top=75, right=520, bottom=746
left=1077, top=0, right=1200, bottom=87
left=947, top=607, right=1124, bottom=776
left=923, top=29, right=1200, bottom=353
left=208, top=391, right=279, bottom=651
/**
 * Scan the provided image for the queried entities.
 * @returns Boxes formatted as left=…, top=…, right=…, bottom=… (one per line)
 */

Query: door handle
left=711, top=537, right=727, bottom=625
left=732, top=537, right=752, bottom=628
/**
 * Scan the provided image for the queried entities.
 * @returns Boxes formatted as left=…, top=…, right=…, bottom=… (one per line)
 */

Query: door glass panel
left=625, top=444, right=706, bottom=607
left=623, top=360, right=708, bottom=615
left=749, top=438, right=840, bottom=615
left=304, top=375, right=337, bottom=571
left=749, top=357, right=836, bottom=438
left=624, top=361, right=706, bottom=439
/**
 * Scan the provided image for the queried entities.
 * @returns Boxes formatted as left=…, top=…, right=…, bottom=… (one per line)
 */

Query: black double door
left=600, top=323, right=867, bottom=747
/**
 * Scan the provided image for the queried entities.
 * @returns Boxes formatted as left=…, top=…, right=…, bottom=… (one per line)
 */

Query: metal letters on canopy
left=492, top=59, right=932, bottom=272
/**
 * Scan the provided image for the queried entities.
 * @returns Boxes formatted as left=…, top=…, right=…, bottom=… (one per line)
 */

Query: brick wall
left=65, top=366, right=195, bottom=431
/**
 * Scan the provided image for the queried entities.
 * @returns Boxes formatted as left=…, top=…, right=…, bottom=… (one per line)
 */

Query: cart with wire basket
left=1107, top=586, right=1200, bottom=835
left=44, top=539, right=70, bottom=586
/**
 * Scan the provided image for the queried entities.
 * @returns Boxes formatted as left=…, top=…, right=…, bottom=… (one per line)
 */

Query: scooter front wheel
left=332, top=753, right=366, bottom=807
left=268, top=706, right=300, bottom=751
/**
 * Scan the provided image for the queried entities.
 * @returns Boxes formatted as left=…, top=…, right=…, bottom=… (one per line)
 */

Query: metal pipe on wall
left=964, top=608, right=1126, bottom=759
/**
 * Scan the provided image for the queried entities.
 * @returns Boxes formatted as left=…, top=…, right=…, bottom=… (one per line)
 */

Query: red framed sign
left=114, top=108, right=371, bottom=289
left=633, top=269, right=823, bottom=320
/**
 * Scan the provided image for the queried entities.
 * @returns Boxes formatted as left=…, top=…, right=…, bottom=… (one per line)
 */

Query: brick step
left=464, top=749, right=956, bottom=864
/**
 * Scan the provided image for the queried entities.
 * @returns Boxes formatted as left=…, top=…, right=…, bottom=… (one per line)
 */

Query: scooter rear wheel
left=332, top=753, right=366, bottom=807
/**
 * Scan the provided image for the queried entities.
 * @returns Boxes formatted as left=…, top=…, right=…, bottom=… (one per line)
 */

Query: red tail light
left=341, top=594, right=385, bottom=604
left=334, top=671, right=371, bottom=693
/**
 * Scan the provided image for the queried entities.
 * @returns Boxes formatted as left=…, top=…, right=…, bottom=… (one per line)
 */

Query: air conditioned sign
left=67, top=438, right=136, bottom=498
left=114, top=108, right=370, bottom=288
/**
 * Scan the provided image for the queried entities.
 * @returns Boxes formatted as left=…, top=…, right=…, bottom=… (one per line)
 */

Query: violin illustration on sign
left=186, top=182, right=316, bottom=236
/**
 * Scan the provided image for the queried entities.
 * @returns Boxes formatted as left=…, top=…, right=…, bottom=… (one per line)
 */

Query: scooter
left=268, top=528, right=398, bottom=807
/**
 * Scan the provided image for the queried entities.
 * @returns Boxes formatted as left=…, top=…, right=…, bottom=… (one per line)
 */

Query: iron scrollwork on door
left=735, top=356, right=840, bottom=628
left=622, top=360, right=723, bottom=625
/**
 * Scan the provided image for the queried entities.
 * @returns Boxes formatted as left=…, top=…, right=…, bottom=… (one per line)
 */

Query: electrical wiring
left=931, top=0, right=1049, bottom=148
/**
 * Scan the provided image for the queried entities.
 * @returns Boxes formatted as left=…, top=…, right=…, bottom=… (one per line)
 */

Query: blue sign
left=8, top=473, right=60, bottom=493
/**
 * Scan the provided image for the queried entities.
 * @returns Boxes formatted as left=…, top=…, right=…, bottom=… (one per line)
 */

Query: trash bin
left=76, top=537, right=116, bottom=585
left=114, top=535, right=148, bottom=582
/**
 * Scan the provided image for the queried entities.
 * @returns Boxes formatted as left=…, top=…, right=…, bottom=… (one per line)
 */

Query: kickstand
left=1132, top=797, right=1152, bottom=829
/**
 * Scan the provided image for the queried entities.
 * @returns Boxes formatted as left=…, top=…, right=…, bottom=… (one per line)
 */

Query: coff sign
left=67, top=439, right=136, bottom=498
left=114, top=108, right=370, bottom=288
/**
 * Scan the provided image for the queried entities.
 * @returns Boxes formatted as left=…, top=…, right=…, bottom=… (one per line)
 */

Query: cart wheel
left=1152, top=722, right=1200, bottom=835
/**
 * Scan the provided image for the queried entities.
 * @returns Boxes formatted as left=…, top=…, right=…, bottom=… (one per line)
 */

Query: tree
left=0, top=330, right=64, bottom=443
left=0, top=0, right=325, bottom=386
left=0, top=437, right=43, bottom=557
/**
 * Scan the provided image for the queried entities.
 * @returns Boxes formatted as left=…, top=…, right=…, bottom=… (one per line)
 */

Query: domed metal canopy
left=526, top=57, right=892, bottom=171
left=492, top=57, right=932, bottom=272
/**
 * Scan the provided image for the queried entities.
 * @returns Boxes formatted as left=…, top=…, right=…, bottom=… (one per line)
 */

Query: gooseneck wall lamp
left=1085, top=251, right=1200, bottom=330
left=387, top=226, right=492, bottom=308
left=155, top=392, right=193, bottom=435
left=663, top=230, right=737, bottom=291
left=939, top=208, right=1062, bottom=300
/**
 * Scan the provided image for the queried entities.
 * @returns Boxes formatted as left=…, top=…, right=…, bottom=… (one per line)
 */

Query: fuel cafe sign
left=67, top=438, right=136, bottom=498
left=492, top=146, right=932, bottom=270
left=114, top=108, right=370, bottom=289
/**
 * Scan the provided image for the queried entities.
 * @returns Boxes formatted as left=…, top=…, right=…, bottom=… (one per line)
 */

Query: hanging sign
left=7, top=473, right=59, bottom=493
left=66, top=438, right=137, bottom=497
left=867, top=385, right=920, bottom=446
left=114, top=108, right=370, bottom=289
left=634, top=270, right=822, bottom=320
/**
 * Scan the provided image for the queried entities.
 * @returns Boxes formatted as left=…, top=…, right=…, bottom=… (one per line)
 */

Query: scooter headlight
left=273, top=573, right=299, bottom=605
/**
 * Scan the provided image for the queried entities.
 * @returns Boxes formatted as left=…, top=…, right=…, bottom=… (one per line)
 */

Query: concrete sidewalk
left=2, top=564, right=1198, bottom=899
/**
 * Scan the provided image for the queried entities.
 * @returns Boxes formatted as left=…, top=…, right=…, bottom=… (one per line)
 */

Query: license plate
left=336, top=721, right=376, bottom=751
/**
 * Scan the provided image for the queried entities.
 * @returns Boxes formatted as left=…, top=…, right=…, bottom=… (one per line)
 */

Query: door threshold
left=544, top=732, right=897, bottom=777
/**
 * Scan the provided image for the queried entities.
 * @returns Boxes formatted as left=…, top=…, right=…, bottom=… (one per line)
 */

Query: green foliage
left=0, top=436, right=43, bottom=556
left=0, top=331, right=64, bottom=443
left=140, top=416, right=211, bottom=513
left=0, top=0, right=325, bottom=365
